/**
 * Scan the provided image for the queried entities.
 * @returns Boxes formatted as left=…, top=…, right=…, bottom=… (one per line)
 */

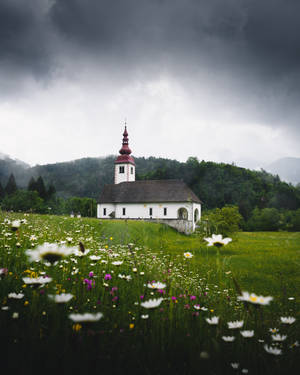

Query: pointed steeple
left=115, top=125, right=135, bottom=165
left=119, top=126, right=132, bottom=155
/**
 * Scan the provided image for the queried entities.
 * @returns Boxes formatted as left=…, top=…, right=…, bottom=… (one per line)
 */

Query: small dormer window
left=119, top=166, right=125, bottom=173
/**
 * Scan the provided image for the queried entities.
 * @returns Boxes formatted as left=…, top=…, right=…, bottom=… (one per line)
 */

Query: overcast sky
left=0, top=0, right=300, bottom=169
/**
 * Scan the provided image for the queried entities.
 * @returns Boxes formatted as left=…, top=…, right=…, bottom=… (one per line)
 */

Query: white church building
left=97, top=127, right=202, bottom=233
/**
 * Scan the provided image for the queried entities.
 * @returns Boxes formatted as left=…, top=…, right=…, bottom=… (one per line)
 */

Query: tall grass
left=0, top=212, right=299, bottom=374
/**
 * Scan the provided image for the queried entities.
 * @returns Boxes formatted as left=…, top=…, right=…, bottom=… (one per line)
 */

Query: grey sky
left=0, top=0, right=299, bottom=168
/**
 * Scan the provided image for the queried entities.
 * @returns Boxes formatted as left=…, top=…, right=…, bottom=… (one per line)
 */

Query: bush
left=0, top=190, right=46, bottom=213
left=197, top=205, right=243, bottom=236
left=246, top=207, right=282, bottom=231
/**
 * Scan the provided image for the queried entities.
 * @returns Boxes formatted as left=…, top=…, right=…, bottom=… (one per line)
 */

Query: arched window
left=194, top=208, right=199, bottom=223
left=177, top=207, right=188, bottom=220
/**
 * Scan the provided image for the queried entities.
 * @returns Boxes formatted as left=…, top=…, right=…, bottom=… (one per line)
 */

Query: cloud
left=0, top=0, right=299, bottom=165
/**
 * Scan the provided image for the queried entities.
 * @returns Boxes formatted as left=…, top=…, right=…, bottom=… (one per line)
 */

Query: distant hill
left=0, top=153, right=299, bottom=218
left=265, top=157, right=300, bottom=185
left=0, top=155, right=30, bottom=188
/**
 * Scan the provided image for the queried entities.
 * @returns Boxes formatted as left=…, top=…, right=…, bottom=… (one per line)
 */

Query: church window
left=164, top=207, right=167, bottom=216
left=149, top=208, right=153, bottom=216
left=103, top=208, right=106, bottom=216
left=119, top=166, right=125, bottom=173
left=122, top=208, right=126, bottom=215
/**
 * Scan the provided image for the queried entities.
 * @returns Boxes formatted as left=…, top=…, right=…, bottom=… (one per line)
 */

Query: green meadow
left=0, top=212, right=299, bottom=374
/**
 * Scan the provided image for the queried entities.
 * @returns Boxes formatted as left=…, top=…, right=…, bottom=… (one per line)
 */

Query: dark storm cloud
left=49, top=0, right=300, bottom=75
left=0, top=0, right=53, bottom=78
left=1, top=0, right=300, bottom=131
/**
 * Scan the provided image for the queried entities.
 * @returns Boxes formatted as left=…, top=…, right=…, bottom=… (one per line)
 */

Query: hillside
left=265, top=157, right=300, bottom=185
left=0, top=154, right=300, bottom=219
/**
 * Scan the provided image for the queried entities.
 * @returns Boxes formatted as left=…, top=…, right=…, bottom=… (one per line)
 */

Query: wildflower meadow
left=0, top=212, right=299, bottom=374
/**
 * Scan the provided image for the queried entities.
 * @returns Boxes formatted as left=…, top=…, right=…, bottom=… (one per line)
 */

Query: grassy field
left=0, top=212, right=299, bottom=374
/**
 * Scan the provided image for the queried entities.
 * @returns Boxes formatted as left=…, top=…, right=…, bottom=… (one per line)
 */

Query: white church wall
left=114, top=164, right=135, bottom=184
left=113, top=202, right=194, bottom=220
left=97, top=204, right=116, bottom=219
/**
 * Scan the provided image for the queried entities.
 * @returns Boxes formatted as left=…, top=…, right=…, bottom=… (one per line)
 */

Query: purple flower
left=104, top=274, right=112, bottom=281
left=190, top=295, right=196, bottom=301
left=171, top=296, right=177, bottom=301
left=84, top=278, right=95, bottom=290
left=89, top=271, right=94, bottom=278
left=140, top=295, right=144, bottom=300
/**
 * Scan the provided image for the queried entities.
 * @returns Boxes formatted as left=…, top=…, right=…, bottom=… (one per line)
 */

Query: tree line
left=0, top=174, right=96, bottom=217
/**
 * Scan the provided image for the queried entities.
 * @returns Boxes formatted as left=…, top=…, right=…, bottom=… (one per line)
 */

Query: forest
left=0, top=155, right=300, bottom=231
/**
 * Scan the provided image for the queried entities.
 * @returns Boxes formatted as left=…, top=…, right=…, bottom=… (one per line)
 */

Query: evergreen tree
left=5, top=174, right=17, bottom=196
left=27, top=177, right=37, bottom=192
left=46, top=184, right=56, bottom=200
left=35, top=176, right=47, bottom=200
left=0, top=181, right=4, bottom=199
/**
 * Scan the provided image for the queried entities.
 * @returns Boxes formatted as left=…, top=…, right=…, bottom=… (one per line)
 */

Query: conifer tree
left=0, top=181, right=4, bottom=199
left=28, top=177, right=37, bottom=192
left=35, top=176, right=47, bottom=200
left=47, top=184, right=56, bottom=200
left=5, top=174, right=17, bottom=196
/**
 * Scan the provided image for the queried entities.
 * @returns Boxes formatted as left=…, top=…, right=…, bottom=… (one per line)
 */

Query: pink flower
left=190, top=295, right=196, bottom=301
left=104, top=274, right=112, bottom=281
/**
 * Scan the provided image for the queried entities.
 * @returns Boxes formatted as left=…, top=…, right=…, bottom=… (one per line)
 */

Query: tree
left=1, top=190, right=45, bottom=213
left=5, top=174, right=17, bottom=196
left=197, top=205, right=243, bottom=236
left=27, top=177, right=37, bottom=192
left=35, top=176, right=47, bottom=200
left=46, top=184, right=56, bottom=200
left=0, top=181, right=4, bottom=199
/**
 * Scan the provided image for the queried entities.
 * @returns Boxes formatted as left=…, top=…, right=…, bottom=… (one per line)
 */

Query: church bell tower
left=114, top=126, right=135, bottom=184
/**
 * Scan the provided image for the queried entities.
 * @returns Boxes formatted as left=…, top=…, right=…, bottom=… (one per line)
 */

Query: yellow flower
left=110, top=237, right=113, bottom=241
left=24, top=301, right=29, bottom=306
left=129, top=323, right=134, bottom=329
left=72, top=323, right=82, bottom=332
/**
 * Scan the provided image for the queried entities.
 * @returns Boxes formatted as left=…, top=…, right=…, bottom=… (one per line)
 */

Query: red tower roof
left=114, top=126, right=135, bottom=165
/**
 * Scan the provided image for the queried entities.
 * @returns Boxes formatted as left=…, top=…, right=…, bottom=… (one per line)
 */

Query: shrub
left=197, top=205, right=243, bottom=236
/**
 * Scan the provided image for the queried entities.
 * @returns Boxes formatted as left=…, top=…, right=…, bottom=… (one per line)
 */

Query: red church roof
left=114, top=126, right=135, bottom=165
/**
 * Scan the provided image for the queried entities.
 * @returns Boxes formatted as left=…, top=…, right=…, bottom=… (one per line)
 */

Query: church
left=97, top=127, right=202, bottom=233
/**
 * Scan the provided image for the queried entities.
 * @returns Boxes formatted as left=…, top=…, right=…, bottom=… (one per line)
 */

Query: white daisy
left=22, top=276, right=52, bottom=285
left=222, top=336, right=235, bottom=342
left=227, top=320, right=244, bottom=329
left=240, top=330, right=254, bottom=338
left=111, top=261, right=123, bottom=266
left=237, top=291, right=273, bottom=305
left=8, top=293, right=24, bottom=299
left=141, top=298, right=164, bottom=309
left=183, top=252, right=193, bottom=259
left=206, top=316, right=219, bottom=325
left=26, top=243, right=76, bottom=263
left=264, top=345, right=282, bottom=355
left=280, top=316, right=296, bottom=324
left=272, top=334, right=287, bottom=341
left=204, top=234, right=232, bottom=247
left=69, top=312, right=103, bottom=322
left=48, top=293, right=74, bottom=303
left=147, top=282, right=166, bottom=289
